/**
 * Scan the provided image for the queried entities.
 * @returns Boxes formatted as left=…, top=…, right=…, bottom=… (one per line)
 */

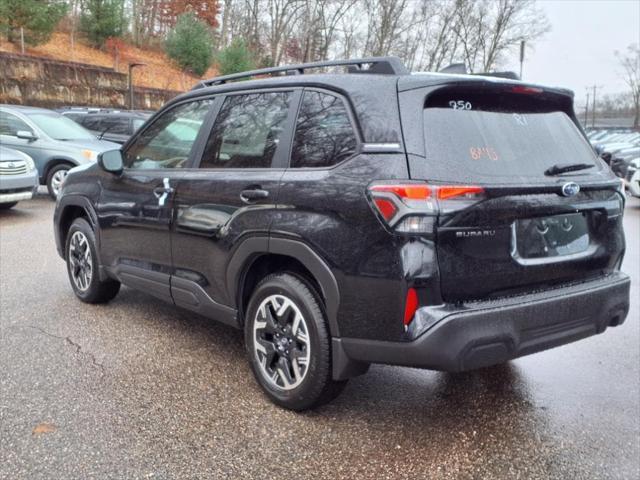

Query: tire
left=245, top=272, right=347, bottom=411
left=0, top=202, right=17, bottom=210
left=46, top=163, right=72, bottom=199
left=65, top=218, right=120, bottom=304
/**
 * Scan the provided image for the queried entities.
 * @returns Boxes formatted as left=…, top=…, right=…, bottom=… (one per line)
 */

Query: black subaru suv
left=54, top=57, right=630, bottom=410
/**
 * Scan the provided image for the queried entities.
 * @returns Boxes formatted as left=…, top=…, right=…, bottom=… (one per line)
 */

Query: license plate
left=512, top=213, right=590, bottom=260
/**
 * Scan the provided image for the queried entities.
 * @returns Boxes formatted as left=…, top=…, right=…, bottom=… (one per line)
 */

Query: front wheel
left=245, top=273, right=346, bottom=411
left=0, top=202, right=17, bottom=210
left=65, top=218, right=120, bottom=303
left=47, top=164, right=72, bottom=199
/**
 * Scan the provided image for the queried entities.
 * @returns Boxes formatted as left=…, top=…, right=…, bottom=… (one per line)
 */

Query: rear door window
left=421, top=87, right=602, bottom=183
left=200, top=91, right=291, bottom=169
left=290, top=91, right=357, bottom=168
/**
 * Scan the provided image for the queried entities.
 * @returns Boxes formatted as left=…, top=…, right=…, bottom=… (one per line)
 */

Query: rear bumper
left=333, top=272, right=630, bottom=378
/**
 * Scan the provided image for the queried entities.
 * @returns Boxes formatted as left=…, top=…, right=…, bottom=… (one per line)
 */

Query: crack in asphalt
left=25, top=325, right=106, bottom=378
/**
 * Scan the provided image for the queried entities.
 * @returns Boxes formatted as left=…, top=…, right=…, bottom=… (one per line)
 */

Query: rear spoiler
left=438, top=63, right=520, bottom=80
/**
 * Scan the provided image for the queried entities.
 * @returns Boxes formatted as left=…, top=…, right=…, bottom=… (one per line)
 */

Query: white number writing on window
left=448, top=100, right=472, bottom=110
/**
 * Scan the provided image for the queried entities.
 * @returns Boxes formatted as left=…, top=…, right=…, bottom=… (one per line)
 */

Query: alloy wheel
left=253, top=294, right=311, bottom=391
left=68, top=231, right=93, bottom=291
left=51, top=169, right=68, bottom=196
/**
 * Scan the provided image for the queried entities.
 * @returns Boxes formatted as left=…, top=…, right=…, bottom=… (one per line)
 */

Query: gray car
left=0, top=105, right=119, bottom=198
left=0, top=146, right=38, bottom=209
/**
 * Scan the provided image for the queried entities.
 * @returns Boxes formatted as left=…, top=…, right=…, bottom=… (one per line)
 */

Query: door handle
left=240, top=188, right=269, bottom=203
left=153, top=178, right=174, bottom=206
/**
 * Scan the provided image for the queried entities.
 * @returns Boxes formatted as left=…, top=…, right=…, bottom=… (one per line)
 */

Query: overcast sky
left=503, top=0, right=640, bottom=105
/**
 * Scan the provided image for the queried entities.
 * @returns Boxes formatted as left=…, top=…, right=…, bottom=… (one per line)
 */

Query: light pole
left=519, top=40, right=525, bottom=80
left=584, top=91, right=590, bottom=127
left=128, top=62, right=145, bottom=111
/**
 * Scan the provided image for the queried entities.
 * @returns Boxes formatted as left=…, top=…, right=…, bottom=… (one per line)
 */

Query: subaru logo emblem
left=561, top=182, right=580, bottom=197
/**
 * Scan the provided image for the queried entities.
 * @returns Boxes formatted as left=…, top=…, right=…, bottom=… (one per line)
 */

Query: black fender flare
left=227, top=236, right=341, bottom=337
left=57, top=194, right=99, bottom=227
left=55, top=195, right=107, bottom=280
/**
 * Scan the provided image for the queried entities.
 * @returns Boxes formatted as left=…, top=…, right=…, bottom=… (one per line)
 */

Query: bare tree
left=123, top=0, right=551, bottom=80
left=452, top=0, right=549, bottom=73
left=335, top=4, right=364, bottom=59
left=398, top=0, right=459, bottom=71
left=363, top=0, right=411, bottom=57
left=315, top=0, right=357, bottom=60
left=265, top=0, right=306, bottom=65
left=219, top=0, right=234, bottom=47
left=617, top=44, right=640, bottom=127
left=284, top=0, right=358, bottom=63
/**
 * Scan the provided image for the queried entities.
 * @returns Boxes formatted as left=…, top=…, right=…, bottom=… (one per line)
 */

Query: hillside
left=0, top=32, right=217, bottom=92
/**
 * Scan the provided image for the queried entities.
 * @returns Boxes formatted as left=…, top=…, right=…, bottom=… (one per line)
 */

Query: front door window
left=124, top=100, right=213, bottom=170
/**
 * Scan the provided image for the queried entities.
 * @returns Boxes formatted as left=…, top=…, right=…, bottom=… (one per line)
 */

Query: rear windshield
left=422, top=87, right=602, bottom=183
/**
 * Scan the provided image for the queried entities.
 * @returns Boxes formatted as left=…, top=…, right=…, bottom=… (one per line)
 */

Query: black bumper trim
left=336, top=272, right=630, bottom=374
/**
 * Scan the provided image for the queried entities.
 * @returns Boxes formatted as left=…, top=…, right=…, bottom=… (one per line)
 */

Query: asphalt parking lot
left=1, top=193, right=639, bottom=480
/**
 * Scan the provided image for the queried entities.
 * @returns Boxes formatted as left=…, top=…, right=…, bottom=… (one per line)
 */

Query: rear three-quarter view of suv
left=53, top=57, right=631, bottom=410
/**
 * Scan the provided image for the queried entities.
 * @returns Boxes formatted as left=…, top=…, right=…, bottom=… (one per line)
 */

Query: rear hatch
left=401, top=82, right=625, bottom=302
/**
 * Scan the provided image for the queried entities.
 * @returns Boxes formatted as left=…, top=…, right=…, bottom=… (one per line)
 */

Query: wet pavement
left=1, top=193, right=639, bottom=479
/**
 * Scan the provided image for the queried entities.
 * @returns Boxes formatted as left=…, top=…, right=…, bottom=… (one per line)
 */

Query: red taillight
left=437, top=185, right=485, bottom=199
left=511, top=85, right=543, bottom=95
left=403, top=288, right=419, bottom=326
left=373, top=198, right=397, bottom=221
left=369, top=184, right=431, bottom=200
left=368, top=182, right=484, bottom=232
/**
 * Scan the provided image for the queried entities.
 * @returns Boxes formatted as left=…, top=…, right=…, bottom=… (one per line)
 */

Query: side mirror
left=16, top=130, right=37, bottom=141
left=97, top=149, right=124, bottom=175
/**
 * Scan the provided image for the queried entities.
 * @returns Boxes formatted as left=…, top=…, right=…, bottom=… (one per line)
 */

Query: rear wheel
left=245, top=273, right=346, bottom=411
left=47, top=163, right=72, bottom=199
left=65, top=218, right=120, bottom=303
left=0, top=202, right=17, bottom=210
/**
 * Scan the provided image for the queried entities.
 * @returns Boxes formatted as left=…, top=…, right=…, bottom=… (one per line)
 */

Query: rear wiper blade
left=544, top=163, right=594, bottom=176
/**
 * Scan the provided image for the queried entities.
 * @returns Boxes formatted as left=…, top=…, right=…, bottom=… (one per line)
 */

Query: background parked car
left=59, top=108, right=152, bottom=144
left=0, top=146, right=38, bottom=209
left=0, top=105, right=119, bottom=198
left=624, top=157, right=640, bottom=198
left=589, top=130, right=639, bottom=155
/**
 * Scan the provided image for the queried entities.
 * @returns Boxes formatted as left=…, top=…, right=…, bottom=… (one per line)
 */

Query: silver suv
left=0, top=105, right=119, bottom=198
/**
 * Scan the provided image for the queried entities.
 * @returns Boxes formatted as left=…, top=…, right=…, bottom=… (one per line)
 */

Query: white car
left=625, top=158, right=640, bottom=198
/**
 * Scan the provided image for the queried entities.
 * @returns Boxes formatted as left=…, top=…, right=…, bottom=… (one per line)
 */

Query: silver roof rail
left=193, top=56, right=410, bottom=90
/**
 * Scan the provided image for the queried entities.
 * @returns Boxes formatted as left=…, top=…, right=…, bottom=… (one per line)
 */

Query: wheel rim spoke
left=253, top=293, right=311, bottom=391
left=292, top=358, right=302, bottom=382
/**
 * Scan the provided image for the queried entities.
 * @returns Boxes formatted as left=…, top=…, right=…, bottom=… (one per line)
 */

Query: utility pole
left=584, top=92, right=590, bottom=127
left=128, top=63, right=145, bottom=110
left=592, top=85, right=597, bottom=128
left=519, top=40, right=525, bottom=80
left=586, top=85, right=602, bottom=128
left=585, top=85, right=602, bottom=127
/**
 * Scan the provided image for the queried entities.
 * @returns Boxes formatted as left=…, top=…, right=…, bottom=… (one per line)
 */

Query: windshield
left=421, top=88, right=602, bottom=183
left=27, top=112, right=95, bottom=141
